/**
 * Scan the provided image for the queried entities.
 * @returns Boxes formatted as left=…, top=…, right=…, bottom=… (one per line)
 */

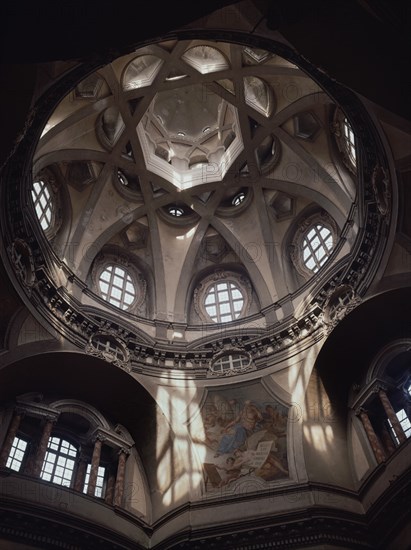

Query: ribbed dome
left=29, top=38, right=361, bottom=342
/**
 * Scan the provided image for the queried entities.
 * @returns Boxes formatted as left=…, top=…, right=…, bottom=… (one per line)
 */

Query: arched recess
left=0, top=352, right=159, bottom=517
left=309, top=287, right=411, bottom=487
left=315, top=287, right=411, bottom=413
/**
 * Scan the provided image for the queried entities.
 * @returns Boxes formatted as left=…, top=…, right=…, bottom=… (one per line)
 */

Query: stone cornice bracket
left=89, top=428, right=134, bottom=451
left=354, top=406, right=367, bottom=417
left=371, top=164, right=391, bottom=218
left=14, top=399, right=60, bottom=423
left=351, top=378, right=393, bottom=410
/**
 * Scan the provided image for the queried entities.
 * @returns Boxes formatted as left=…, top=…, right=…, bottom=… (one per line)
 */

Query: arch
left=49, top=399, right=112, bottom=432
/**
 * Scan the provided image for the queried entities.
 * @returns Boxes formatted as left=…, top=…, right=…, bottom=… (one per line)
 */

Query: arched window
left=98, top=264, right=136, bottom=310
left=31, top=179, right=53, bottom=231
left=40, top=437, right=77, bottom=487
left=302, top=224, right=334, bottom=273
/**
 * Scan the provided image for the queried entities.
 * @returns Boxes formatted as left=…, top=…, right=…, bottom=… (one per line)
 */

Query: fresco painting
left=197, top=384, right=289, bottom=491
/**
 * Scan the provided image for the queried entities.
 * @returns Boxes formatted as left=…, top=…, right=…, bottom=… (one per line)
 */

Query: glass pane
left=219, top=302, right=230, bottom=314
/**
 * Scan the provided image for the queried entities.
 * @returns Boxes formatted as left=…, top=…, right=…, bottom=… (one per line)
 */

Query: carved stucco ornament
left=85, top=331, right=131, bottom=372
left=9, top=239, right=36, bottom=295
left=371, top=164, right=391, bottom=217
left=323, top=284, right=362, bottom=333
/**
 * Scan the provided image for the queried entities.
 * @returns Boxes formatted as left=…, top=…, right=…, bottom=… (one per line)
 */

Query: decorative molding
left=371, top=164, right=391, bottom=217
left=208, top=344, right=254, bottom=378
left=14, top=398, right=60, bottom=423
left=85, top=331, right=131, bottom=372
left=322, top=284, right=362, bottom=333
left=9, top=238, right=35, bottom=295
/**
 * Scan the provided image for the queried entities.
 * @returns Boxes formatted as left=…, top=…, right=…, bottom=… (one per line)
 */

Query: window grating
left=212, top=353, right=249, bottom=373
left=40, top=437, right=77, bottom=487
left=83, top=464, right=106, bottom=498
left=98, top=265, right=136, bottom=310
left=204, top=281, right=244, bottom=323
left=388, top=409, right=411, bottom=444
left=6, top=437, right=27, bottom=472
left=302, top=224, right=333, bottom=273
left=343, top=117, right=356, bottom=167
left=31, top=180, right=53, bottom=231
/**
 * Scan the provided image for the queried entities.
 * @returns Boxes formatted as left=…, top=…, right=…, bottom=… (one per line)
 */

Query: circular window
left=168, top=205, right=184, bottom=217
left=204, top=281, right=245, bottom=323
left=98, top=265, right=136, bottom=310
left=302, top=224, right=334, bottom=273
left=117, top=170, right=128, bottom=187
left=232, top=192, right=246, bottom=206
left=31, top=179, right=53, bottom=231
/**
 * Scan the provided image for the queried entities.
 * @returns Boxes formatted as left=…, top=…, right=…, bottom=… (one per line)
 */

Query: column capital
left=355, top=406, right=367, bottom=417
left=118, top=446, right=131, bottom=456
left=43, top=414, right=59, bottom=423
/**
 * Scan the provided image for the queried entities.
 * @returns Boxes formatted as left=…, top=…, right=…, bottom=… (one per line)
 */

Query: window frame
left=209, top=351, right=254, bottom=377
left=31, top=176, right=60, bottom=240
left=97, top=264, right=137, bottom=311
left=302, top=223, right=334, bottom=273
left=91, top=251, right=147, bottom=315
left=6, top=435, right=29, bottom=472
left=193, top=271, right=252, bottom=324
left=289, top=211, right=338, bottom=279
left=332, top=109, right=357, bottom=174
left=83, top=463, right=106, bottom=498
left=40, top=436, right=78, bottom=488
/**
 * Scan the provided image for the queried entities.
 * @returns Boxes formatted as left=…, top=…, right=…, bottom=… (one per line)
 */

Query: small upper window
left=204, top=281, right=245, bottom=323
left=302, top=224, right=334, bottom=273
left=117, top=170, right=128, bottom=187
left=98, top=265, right=136, bottom=310
left=168, top=206, right=184, bottom=217
left=31, top=179, right=53, bottom=231
left=232, top=192, right=246, bottom=206
left=342, top=117, right=356, bottom=168
left=6, top=436, right=28, bottom=472
left=40, top=437, right=77, bottom=487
